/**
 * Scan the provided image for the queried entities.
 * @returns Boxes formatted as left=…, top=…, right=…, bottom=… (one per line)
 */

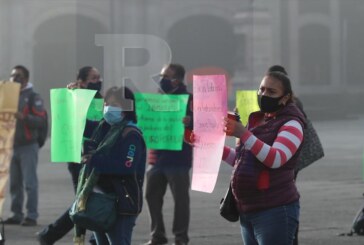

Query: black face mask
left=87, top=81, right=102, bottom=92
left=258, top=95, right=284, bottom=113
left=159, top=78, right=174, bottom=93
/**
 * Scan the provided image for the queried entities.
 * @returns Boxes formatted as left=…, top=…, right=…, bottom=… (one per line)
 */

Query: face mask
left=103, top=106, right=123, bottom=125
left=159, top=78, right=174, bottom=92
left=87, top=81, right=102, bottom=92
left=258, top=95, right=284, bottom=113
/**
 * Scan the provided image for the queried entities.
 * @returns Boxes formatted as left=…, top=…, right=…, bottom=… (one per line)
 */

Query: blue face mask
left=103, top=106, right=123, bottom=125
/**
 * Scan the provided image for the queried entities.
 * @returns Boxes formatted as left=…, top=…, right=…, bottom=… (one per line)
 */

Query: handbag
left=69, top=191, right=117, bottom=232
left=295, top=118, right=324, bottom=172
left=219, top=183, right=239, bottom=222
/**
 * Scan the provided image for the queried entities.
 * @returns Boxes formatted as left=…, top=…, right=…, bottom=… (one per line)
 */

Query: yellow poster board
left=0, top=81, right=20, bottom=216
left=236, top=90, right=260, bottom=125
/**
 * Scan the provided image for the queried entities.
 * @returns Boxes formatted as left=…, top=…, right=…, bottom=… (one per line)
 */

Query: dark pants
left=293, top=171, right=299, bottom=245
left=37, top=208, right=74, bottom=244
left=145, top=166, right=190, bottom=244
left=94, top=215, right=137, bottom=245
left=68, top=162, right=83, bottom=191
left=9, top=143, right=39, bottom=221
left=38, top=163, right=98, bottom=244
left=293, top=224, right=299, bottom=245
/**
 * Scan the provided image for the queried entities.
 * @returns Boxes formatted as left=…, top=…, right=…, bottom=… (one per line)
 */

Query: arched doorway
left=33, top=14, right=107, bottom=110
left=167, top=15, right=237, bottom=81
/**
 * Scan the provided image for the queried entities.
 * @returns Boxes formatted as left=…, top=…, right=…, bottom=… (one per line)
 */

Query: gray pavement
left=2, top=116, right=364, bottom=244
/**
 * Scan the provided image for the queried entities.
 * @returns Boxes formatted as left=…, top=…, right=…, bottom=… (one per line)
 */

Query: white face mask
left=103, top=106, right=123, bottom=125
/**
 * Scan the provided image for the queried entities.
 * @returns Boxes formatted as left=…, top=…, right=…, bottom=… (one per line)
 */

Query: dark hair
left=104, top=86, right=137, bottom=123
left=267, top=65, right=288, bottom=75
left=13, top=65, right=29, bottom=79
left=266, top=71, right=293, bottom=103
left=167, top=64, right=185, bottom=81
left=77, top=66, right=94, bottom=81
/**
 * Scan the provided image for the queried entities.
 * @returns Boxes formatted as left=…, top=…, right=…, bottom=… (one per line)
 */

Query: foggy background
left=1, top=1, right=364, bottom=244
left=0, top=0, right=364, bottom=120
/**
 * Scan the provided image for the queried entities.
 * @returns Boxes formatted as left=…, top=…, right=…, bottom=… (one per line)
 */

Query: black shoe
left=172, top=242, right=188, bottom=245
left=3, top=217, right=22, bottom=225
left=36, top=231, right=53, bottom=245
left=142, top=240, right=168, bottom=245
left=89, top=239, right=97, bottom=245
left=21, top=218, right=37, bottom=226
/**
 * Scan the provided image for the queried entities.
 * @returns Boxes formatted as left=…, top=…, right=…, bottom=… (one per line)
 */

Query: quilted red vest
left=232, top=103, right=305, bottom=213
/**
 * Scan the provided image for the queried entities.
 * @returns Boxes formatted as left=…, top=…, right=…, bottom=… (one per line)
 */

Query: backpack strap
left=121, top=123, right=143, bottom=138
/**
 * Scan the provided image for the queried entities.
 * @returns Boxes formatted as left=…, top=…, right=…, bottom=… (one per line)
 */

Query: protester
left=37, top=66, right=102, bottom=245
left=67, top=66, right=103, bottom=189
left=143, top=64, right=193, bottom=245
left=75, top=86, right=146, bottom=245
left=267, top=65, right=325, bottom=245
left=222, top=71, right=305, bottom=245
left=4, top=65, right=46, bottom=226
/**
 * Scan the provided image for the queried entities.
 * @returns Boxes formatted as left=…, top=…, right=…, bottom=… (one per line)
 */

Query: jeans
left=94, top=215, right=137, bottom=245
left=9, top=143, right=39, bottom=220
left=239, top=201, right=299, bottom=245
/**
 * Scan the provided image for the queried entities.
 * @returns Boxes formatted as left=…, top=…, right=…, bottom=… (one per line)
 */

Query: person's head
left=10, top=65, right=29, bottom=89
left=159, top=63, right=185, bottom=93
left=103, top=86, right=137, bottom=125
left=267, top=65, right=288, bottom=75
left=77, top=66, right=101, bottom=91
left=257, top=71, right=293, bottom=113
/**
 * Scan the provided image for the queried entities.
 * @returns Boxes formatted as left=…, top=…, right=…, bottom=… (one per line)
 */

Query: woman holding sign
left=76, top=86, right=147, bottom=245
left=37, top=66, right=103, bottom=245
left=223, top=72, right=305, bottom=245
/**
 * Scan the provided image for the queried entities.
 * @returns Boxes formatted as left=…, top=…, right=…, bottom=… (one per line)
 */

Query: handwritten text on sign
left=192, top=75, right=227, bottom=193
left=135, top=93, right=189, bottom=150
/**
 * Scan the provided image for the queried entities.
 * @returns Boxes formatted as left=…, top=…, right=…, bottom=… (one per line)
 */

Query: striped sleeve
left=222, top=146, right=236, bottom=166
left=241, top=120, right=303, bottom=169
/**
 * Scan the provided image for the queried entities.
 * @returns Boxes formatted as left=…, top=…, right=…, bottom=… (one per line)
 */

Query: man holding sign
left=144, top=64, right=193, bottom=245
left=4, top=65, right=46, bottom=227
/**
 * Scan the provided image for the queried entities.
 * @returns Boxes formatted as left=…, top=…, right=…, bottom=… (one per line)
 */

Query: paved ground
left=2, top=115, right=364, bottom=244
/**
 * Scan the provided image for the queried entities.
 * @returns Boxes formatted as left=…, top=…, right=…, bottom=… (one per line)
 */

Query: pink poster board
left=191, top=75, right=227, bottom=193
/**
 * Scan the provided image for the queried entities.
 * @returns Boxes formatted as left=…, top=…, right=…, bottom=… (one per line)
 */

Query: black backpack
left=28, top=92, right=48, bottom=148
left=339, top=204, right=364, bottom=236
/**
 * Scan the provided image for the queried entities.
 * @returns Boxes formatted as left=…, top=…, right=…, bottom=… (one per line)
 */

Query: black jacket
left=148, top=84, right=193, bottom=168
left=14, top=85, right=46, bottom=147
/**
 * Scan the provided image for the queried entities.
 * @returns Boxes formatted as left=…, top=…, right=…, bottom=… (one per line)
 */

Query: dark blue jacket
left=84, top=119, right=146, bottom=215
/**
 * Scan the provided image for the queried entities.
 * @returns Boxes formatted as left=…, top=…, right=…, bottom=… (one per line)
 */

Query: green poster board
left=50, top=88, right=96, bottom=163
left=135, top=93, right=189, bottom=150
